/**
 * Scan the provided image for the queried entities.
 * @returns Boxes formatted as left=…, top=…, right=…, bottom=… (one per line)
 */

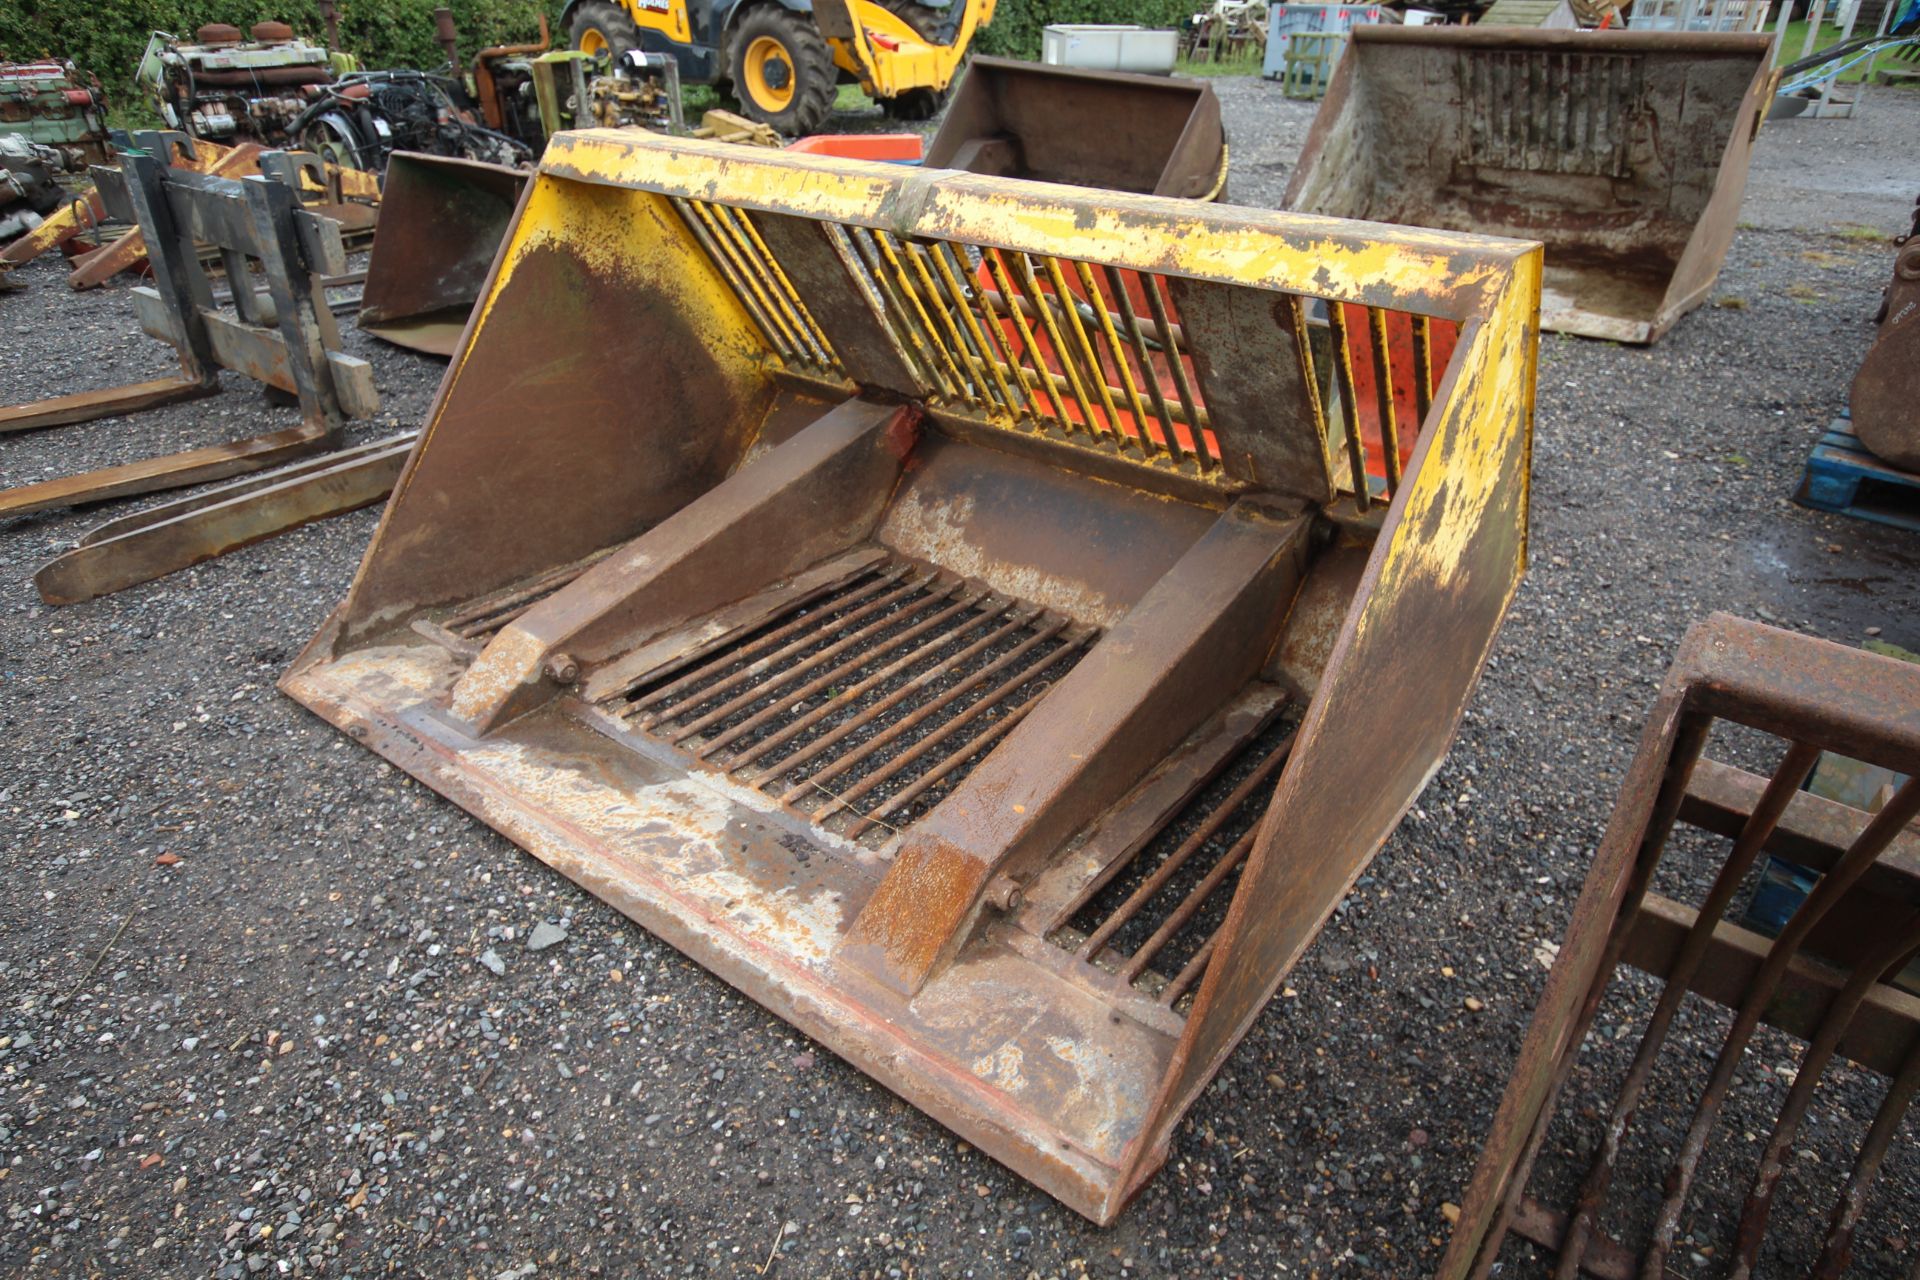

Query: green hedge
left=971, top=0, right=1195, bottom=60
left=0, top=0, right=1188, bottom=111
left=0, top=1, right=562, bottom=108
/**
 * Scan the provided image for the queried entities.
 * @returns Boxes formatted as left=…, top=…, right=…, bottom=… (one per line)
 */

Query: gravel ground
left=4, top=77, right=1920, bottom=1280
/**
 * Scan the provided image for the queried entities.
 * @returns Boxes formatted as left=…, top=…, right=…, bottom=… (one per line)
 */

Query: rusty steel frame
left=281, top=132, right=1539, bottom=1223
left=1286, top=27, right=1776, bottom=344
left=1443, top=613, right=1920, bottom=1280
left=0, top=139, right=378, bottom=521
left=33, top=432, right=415, bottom=605
left=0, top=132, right=380, bottom=284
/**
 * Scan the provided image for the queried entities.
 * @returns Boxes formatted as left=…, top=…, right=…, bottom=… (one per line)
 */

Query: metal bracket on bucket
left=282, top=132, right=1539, bottom=1223
left=1444, top=614, right=1920, bottom=1279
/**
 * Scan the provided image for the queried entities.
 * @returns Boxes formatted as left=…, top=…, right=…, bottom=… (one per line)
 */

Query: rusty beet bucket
left=924, top=56, right=1228, bottom=199
left=357, top=151, right=527, bottom=356
left=283, top=131, right=1537, bottom=1223
left=1286, top=27, right=1775, bottom=343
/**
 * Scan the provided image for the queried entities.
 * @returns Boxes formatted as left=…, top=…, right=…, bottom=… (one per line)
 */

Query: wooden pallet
left=1795, top=416, right=1920, bottom=533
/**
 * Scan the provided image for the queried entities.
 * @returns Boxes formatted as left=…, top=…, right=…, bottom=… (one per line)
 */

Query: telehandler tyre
left=730, top=6, right=835, bottom=135
left=569, top=1, right=639, bottom=60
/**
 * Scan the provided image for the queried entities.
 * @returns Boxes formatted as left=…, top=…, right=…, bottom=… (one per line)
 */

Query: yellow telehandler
left=565, top=0, right=994, bottom=133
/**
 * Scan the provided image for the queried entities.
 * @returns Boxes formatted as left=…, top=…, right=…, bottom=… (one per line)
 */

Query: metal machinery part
left=0, top=136, right=65, bottom=244
left=924, top=57, right=1228, bottom=200
left=1444, top=613, right=1920, bottom=1280
left=138, top=23, right=338, bottom=150
left=0, top=133, right=377, bottom=519
left=1286, top=27, right=1776, bottom=344
left=0, top=59, right=111, bottom=167
left=1850, top=196, right=1920, bottom=472
left=282, top=132, right=1538, bottom=1223
left=137, top=21, right=526, bottom=172
left=530, top=48, right=687, bottom=143
left=285, top=69, right=531, bottom=172
left=35, top=434, right=417, bottom=606
left=357, top=152, right=530, bottom=356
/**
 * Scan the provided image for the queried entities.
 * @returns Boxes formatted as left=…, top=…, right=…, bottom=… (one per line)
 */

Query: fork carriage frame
left=283, top=132, right=1539, bottom=1222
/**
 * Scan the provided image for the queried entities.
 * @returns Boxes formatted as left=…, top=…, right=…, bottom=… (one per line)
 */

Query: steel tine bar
left=674, top=197, right=803, bottom=361
left=1641, top=775, right=1920, bottom=1278
left=706, top=202, right=827, bottom=366
left=839, top=225, right=947, bottom=396
left=1074, top=260, right=1149, bottom=452
left=609, top=560, right=887, bottom=707
left=1041, top=255, right=1123, bottom=436
left=928, top=241, right=1020, bottom=415
left=1162, top=927, right=1219, bottom=1005
left=780, top=616, right=1070, bottom=802
left=1285, top=296, right=1332, bottom=459
left=1411, top=313, right=1435, bottom=425
left=695, top=587, right=988, bottom=758
left=956, top=249, right=1038, bottom=418
left=899, top=239, right=985, bottom=406
left=740, top=602, right=1027, bottom=776
left=1812, top=1033, right=1920, bottom=1280
left=1120, top=828, right=1258, bottom=981
left=729, top=205, right=837, bottom=362
left=641, top=570, right=919, bottom=725
left=913, top=242, right=993, bottom=383
left=1728, top=921, right=1920, bottom=1280
left=622, top=567, right=901, bottom=715
left=987, top=249, right=1071, bottom=425
left=845, top=691, right=1045, bottom=838
left=1082, top=731, right=1298, bottom=959
left=1554, top=739, right=1823, bottom=1280
left=861, top=228, right=968, bottom=400
left=1473, top=715, right=1715, bottom=1280
left=1106, top=264, right=1172, bottom=456
left=1366, top=307, right=1403, bottom=494
left=807, top=634, right=1084, bottom=819
left=1011, top=251, right=1098, bottom=436
left=1142, top=273, right=1206, bottom=468
left=1323, top=301, right=1370, bottom=512
left=667, top=576, right=958, bottom=742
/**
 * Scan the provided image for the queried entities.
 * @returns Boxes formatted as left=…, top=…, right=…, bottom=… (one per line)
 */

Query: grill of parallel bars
left=674, top=207, right=1450, bottom=509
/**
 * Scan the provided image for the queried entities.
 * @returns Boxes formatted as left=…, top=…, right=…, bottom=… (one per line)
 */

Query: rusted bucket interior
left=284, top=134, right=1536, bottom=1223
left=924, top=56, right=1227, bottom=199
left=1286, top=27, right=1773, bottom=343
left=357, top=152, right=528, bottom=356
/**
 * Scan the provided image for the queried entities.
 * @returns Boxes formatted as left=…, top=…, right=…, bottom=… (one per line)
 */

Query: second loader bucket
left=284, top=133, right=1536, bottom=1224
left=924, top=56, right=1228, bottom=199
left=1286, top=27, right=1775, bottom=343
left=357, top=152, right=528, bottom=356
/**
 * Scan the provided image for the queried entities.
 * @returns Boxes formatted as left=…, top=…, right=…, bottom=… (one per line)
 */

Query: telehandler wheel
left=569, top=0, right=639, bottom=60
left=730, top=7, right=835, bottom=135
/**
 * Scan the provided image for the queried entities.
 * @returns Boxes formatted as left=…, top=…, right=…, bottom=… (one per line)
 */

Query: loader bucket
left=924, top=56, right=1228, bottom=199
left=283, top=132, right=1538, bottom=1223
left=357, top=152, right=528, bottom=356
left=1286, top=27, right=1775, bottom=343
